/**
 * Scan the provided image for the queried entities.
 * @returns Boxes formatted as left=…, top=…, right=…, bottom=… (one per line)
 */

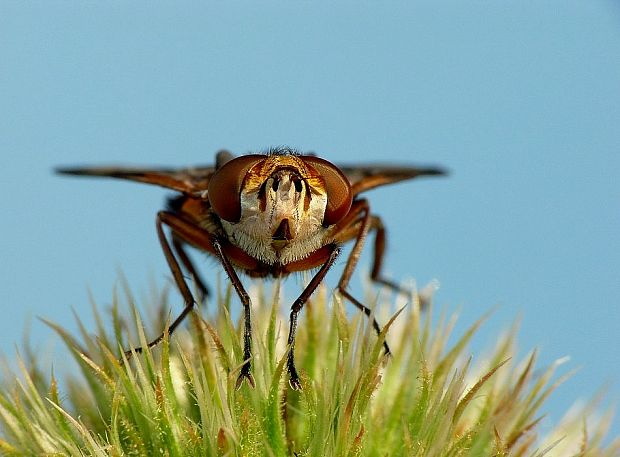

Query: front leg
left=211, top=238, right=255, bottom=389
left=286, top=245, right=341, bottom=390
left=149, top=212, right=256, bottom=388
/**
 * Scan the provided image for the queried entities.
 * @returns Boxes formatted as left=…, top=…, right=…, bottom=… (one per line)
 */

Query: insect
left=57, top=147, right=445, bottom=389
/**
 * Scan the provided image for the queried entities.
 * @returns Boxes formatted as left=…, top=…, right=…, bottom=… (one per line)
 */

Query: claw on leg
left=235, top=361, right=255, bottom=389
left=288, top=369, right=302, bottom=391
left=285, top=245, right=341, bottom=391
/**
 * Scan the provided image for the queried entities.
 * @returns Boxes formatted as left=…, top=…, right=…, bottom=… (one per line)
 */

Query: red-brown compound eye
left=302, top=156, right=353, bottom=226
left=207, top=154, right=265, bottom=223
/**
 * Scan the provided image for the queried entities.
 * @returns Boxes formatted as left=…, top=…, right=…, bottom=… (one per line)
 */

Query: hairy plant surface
left=0, top=282, right=617, bottom=456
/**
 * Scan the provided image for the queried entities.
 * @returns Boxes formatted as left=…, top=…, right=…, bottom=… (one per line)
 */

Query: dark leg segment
left=210, top=238, right=255, bottom=388
left=172, top=236, right=210, bottom=302
left=124, top=212, right=198, bottom=358
left=287, top=245, right=341, bottom=390
left=124, top=211, right=255, bottom=389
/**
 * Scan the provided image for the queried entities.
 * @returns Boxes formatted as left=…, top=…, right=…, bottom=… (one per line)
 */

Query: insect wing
left=56, top=152, right=446, bottom=197
left=55, top=150, right=241, bottom=194
left=337, top=164, right=447, bottom=197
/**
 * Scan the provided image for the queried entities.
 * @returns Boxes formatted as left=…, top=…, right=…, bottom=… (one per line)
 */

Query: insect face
left=221, top=157, right=331, bottom=265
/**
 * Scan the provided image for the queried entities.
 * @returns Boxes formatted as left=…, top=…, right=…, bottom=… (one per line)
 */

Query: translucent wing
left=337, top=164, right=447, bottom=197
left=56, top=150, right=236, bottom=195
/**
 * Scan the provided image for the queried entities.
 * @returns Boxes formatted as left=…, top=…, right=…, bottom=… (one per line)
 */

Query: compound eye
left=302, top=156, right=352, bottom=226
left=207, top=155, right=265, bottom=223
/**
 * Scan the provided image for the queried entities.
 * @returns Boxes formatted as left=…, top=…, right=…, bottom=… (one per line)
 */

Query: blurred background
left=1, top=1, right=618, bottom=439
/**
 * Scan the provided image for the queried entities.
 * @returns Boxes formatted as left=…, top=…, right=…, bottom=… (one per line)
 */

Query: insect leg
left=369, top=217, right=430, bottom=311
left=123, top=212, right=201, bottom=359
left=368, top=218, right=403, bottom=292
left=148, top=211, right=256, bottom=388
left=287, top=244, right=341, bottom=390
left=333, top=199, right=391, bottom=355
left=172, top=235, right=210, bottom=302
left=210, top=238, right=255, bottom=389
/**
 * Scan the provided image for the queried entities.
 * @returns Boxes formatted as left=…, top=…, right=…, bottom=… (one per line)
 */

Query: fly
left=57, top=147, right=446, bottom=389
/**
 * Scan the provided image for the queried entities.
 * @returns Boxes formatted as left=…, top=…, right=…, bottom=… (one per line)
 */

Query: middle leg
left=172, top=235, right=210, bottom=302
left=332, top=199, right=391, bottom=355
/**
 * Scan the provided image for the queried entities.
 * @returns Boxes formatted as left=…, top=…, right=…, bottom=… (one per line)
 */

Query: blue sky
left=1, top=1, right=619, bottom=438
